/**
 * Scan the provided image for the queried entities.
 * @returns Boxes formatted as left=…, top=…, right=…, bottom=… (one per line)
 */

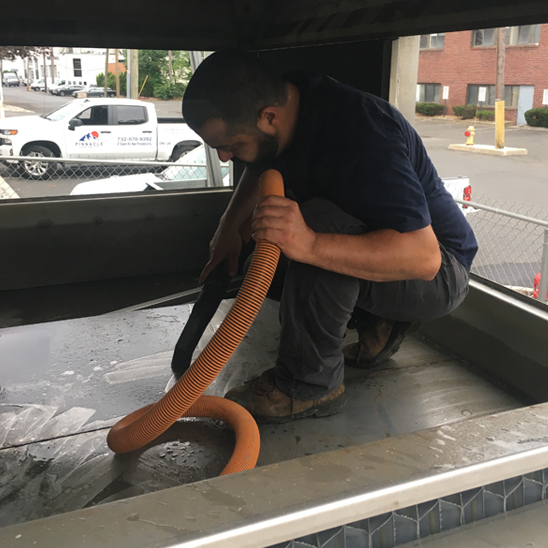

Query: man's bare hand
left=252, top=195, right=317, bottom=262
left=199, top=222, right=242, bottom=284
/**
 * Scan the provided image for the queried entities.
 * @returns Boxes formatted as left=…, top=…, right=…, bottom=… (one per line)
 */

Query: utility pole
left=26, top=56, right=30, bottom=90
left=495, top=27, right=506, bottom=149
left=50, top=47, right=55, bottom=83
left=168, top=50, right=173, bottom=83
left=130, top=49, right=139, bottom=99
left=104, top=48, right=109, bottom=97
left=126, top=50, right=131, bottom=98
left=42, top=51, right=48, bottom=93
left=115, top=48, right=120, bottom=97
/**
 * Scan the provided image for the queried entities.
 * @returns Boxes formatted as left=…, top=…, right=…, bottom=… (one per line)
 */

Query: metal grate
left=268, top=469, right=548, bottom=548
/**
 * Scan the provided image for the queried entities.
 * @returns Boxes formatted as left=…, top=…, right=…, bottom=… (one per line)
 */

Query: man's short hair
left=182, top=49, right=288, bottom=132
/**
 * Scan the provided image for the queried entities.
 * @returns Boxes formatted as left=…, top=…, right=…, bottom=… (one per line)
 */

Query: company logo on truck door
left=77, top=131, right=103, bottom=146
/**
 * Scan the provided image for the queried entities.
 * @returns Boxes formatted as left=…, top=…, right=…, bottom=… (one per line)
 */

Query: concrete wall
left=389, top=36, right=420, bottom=122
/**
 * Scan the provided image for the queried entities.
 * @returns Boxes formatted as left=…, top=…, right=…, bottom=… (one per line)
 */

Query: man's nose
left=217, top=150, right=233, bottom=162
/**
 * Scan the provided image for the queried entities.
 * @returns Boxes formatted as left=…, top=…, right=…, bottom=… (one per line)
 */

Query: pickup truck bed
left=0, top=290, right=536, bottom=542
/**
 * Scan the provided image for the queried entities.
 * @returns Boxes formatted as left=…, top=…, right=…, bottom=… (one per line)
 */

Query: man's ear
left=257, top=106, right=280, bottom=132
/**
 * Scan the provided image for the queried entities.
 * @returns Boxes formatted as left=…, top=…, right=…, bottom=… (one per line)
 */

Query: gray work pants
left=273, top=198, right=470, bottom=400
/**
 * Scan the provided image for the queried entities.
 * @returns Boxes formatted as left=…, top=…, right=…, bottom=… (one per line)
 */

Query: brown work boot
left=224, top=368, right=346, bottom=424
left=343, top=319, right=411, bottom=368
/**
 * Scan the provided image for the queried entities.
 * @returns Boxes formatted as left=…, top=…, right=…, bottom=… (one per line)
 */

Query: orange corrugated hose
left=107, top=169, right=284, bottom=476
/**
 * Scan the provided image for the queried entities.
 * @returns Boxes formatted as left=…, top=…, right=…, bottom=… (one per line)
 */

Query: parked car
left=75, top=86, right=117, bottom=98
left=30, top=79, right=44, bottom=91
left=48, top=80, right=69, bottom=94
left=0, top=98, right=203, bottom=178
left=30, top=78, right=54, bottom=91
left=70, top=145, right=230, bottom=195
left=3, top=74, right=20, bottom=87
left=53, top=84, right=85, bottom=97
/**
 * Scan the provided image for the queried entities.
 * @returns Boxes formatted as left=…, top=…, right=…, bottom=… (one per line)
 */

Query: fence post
left=539, top=229, right=548, bottom=303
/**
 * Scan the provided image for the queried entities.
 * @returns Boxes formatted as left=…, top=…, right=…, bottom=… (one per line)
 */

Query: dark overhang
left=2, top=0, right=548, bottom=51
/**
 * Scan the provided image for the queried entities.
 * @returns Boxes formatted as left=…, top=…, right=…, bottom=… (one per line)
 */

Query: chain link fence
left=1, top=155, right=547, bottom=303
left=0, top=152, right=230, bottom=200
left=460, top=194, right=548, bottom=303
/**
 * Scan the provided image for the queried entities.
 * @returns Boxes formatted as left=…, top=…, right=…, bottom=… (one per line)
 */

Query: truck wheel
left=21, top=145, right=56, bottom=180
left=171, top=145, right=196, bottom=162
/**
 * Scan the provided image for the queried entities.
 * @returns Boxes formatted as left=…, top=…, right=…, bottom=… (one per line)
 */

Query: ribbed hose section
left=183, top=396, right=261, bottom=475
left=107, top=169, right=284, bottom=475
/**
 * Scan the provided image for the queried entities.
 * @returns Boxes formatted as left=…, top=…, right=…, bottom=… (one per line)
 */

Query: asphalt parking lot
left=413, top=117, right=548, bottom=209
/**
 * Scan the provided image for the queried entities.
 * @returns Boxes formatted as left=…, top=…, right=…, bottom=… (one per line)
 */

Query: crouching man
left=182, top=49, right=477, bottom=424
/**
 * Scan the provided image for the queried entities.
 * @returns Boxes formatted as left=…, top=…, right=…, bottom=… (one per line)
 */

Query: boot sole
left=346, top=321, right=412, bottom=369
left=253, top=392, right=347, bottom=425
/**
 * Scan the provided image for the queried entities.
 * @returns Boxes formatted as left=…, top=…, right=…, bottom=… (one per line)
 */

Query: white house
left=3, top=48, right=123, bottom=86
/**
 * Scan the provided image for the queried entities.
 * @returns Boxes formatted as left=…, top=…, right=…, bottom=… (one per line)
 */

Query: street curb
left=0, top=176, right=20, bottom=199
left=448, top=143, right=528, bottom=156
left=3, top=104, right=34, bottom=113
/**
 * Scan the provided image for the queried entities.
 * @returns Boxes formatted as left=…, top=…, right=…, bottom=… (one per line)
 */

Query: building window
left=504, top=86, right=520, bottom=107
left=73, top=58, right=82, bottom=77
left=472, top=25, right=541, bottom=47
left=417, top=83, right=441, bottom=103
left=420, top=33, right=445, bottom=49
left=506, top=25, right=541, bottom=45
left=472, top=28, right=496, bottom=47
left=466, top=84, right=520, bottom=107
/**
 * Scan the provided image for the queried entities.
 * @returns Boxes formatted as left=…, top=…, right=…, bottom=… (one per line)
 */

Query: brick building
left=417, top=25, right=548, bottom=124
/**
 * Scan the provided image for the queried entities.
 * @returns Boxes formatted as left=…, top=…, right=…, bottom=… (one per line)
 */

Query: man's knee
left=300, top=198, right=367, bottom=235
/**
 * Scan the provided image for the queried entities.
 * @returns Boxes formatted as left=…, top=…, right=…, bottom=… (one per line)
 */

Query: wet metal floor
left=0, top=300, right=529, bottom=529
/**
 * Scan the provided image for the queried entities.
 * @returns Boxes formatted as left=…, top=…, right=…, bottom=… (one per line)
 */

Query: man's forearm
left=221, top=167, right=261, bottom=229
left=252, top=195, right=441, bottom=282
left=306, top=227, right=442, bottom=282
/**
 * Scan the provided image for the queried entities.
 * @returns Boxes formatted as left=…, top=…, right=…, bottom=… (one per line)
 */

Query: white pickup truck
left=0, top=98, right=203, bottom=178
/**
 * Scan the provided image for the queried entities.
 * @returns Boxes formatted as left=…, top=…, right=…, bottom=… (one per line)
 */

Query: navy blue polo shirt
left=263, top=72, right=477, bottom=269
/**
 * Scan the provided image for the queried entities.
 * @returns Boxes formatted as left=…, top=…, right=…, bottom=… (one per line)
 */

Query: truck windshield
left=42, top=102, right=88, bottom=122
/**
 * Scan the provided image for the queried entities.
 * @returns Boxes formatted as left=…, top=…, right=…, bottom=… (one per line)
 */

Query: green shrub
left=452, top=104, right=477, bottom=119
left=153, top=81, right=186, bottom=100
left=415, top=102, right=444, bottom=116
left=478, top=110, right=495, bottom=121
left=96, top=71, right=127, bottom=96
left=524, top=107, right=548, bottom=128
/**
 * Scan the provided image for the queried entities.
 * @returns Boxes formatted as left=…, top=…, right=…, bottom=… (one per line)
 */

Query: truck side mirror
left=69, top=118, right=83, bottom=131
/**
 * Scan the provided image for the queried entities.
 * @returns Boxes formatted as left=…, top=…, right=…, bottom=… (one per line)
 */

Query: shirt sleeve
left=318, top=97, right=432, bottom=234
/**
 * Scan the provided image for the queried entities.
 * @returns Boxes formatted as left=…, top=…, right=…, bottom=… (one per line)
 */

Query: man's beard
left=245, top=130, right=280, bottom=173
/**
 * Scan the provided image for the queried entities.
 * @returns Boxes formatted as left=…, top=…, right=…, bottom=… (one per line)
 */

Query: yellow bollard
left=464, top=126, right=475, bottom=146
left=495, top=100, right=505, bottom=149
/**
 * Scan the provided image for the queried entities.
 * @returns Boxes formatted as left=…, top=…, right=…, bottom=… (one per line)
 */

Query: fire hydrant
left=464, top=126, right=475, bottom=146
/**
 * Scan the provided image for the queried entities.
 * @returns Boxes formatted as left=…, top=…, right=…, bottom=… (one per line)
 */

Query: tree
left=171, top=51, right=192, bottom=85
left=138, top=50, right=168, bottom=97
left=0, top=46, right=52, bottom=88
left=0, top=46, right=49, bottom=62
left=96, top=72, right=127, bottom=96
left=118, top=49, right=193, bottom=99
